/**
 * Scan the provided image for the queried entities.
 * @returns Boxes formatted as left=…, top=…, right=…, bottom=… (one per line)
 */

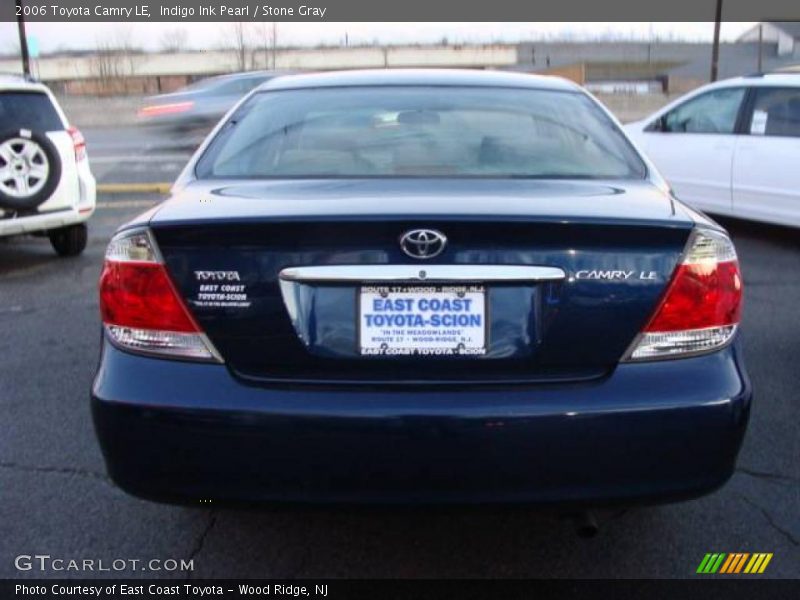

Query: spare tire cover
left=0, top=128, right=62, bottom=211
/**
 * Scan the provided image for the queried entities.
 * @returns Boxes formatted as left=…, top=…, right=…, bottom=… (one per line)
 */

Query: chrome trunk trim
left=279, top=265, right=566, bottom=283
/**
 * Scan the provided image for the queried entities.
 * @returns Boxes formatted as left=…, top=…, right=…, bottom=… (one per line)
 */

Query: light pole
left=16, top=0, right=31, bottom=77
left=757, top=23, right=763, bottom=73
left=710, top=0, right=723, bottom=82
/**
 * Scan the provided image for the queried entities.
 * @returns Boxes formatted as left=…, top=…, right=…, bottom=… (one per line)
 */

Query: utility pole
left=16, top=0, right=31, bottom=77
left=710, top=0, right=723, bottom=82
left=757, top=23, right=763, bottom=73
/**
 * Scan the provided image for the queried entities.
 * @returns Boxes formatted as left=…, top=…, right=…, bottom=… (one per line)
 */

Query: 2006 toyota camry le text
left=92, top=70, right=750, bottom=509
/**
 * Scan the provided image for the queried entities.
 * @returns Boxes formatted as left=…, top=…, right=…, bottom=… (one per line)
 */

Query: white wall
left=0, top=44, right=518, bottom=82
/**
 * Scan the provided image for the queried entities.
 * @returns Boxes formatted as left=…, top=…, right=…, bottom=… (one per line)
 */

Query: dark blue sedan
left=93, top=70, right=750, bottom=512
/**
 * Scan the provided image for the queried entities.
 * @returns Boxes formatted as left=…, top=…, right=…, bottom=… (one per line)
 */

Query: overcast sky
left=1, top=22, right=757, bottom=55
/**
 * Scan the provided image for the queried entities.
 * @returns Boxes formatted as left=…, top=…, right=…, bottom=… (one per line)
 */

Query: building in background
left=737, top=22, right=800, bottom=57
left=520, top=24, right=800, bottom=93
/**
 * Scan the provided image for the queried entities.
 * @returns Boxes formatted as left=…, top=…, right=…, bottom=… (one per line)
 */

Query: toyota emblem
left=399, top=229, right=447, bottom=259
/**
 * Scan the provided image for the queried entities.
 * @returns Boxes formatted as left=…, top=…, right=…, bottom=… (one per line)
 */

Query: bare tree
left=114, top=26, right=140, bottom=74
left=257, top=22, right=279, bottom=69
left=224, top=22, right=250, bottom=71
left=90, top=28, right=141, bottom=94
left=159, top=28, right=188, bottom=53
left=91, top=39, right=126, bottom=93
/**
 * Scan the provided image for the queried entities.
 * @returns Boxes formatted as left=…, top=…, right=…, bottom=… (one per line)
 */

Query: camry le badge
left=575, top=270, right=658, bottom=281
left=399, top=229, right=447, bottom=259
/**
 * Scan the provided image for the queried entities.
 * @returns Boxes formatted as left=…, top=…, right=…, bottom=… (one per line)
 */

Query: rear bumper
left=0, top=166, right=95, bottom=236
left=92, top=339, right=751, bottom=506
left=0, top=205, right=92, bottom=237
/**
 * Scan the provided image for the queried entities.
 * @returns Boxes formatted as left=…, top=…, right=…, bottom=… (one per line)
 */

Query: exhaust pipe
left=570, top=511, right=599, bottom=538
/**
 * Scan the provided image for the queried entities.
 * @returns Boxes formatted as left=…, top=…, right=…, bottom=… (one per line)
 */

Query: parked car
left=137, top=71, right=283, bottom=136
left=626, top=73, right=800, bottom=228
left=93, top=70, right=749, bottom=516
left=0, top=75, right=96, bottom=256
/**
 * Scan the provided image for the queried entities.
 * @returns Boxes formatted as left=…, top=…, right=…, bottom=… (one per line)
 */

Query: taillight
left=137, top=101, right=194, bottom=118
left=98, top=229, right=221, bottom=362
left=624, top=228, right=742, bottom=361
left=67, top=126, right=86, bottom=161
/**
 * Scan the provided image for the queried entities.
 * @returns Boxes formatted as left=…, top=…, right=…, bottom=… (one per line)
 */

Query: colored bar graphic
left=719, top=554, right=736, bottom=573
left=734, top=553, right=750, bottom=573
left=697, top=554, right=713, bottom=573
left=710, top=554, right=726, bottom=573
left=758, top=554, right=773, bottom=573
left=720, top=553, right=740, bottom=573
left=699, top=552, right=773, bottom=575
left=697, top=553, right=727, bottom=573
left=745, top=554, right=761, bottom=573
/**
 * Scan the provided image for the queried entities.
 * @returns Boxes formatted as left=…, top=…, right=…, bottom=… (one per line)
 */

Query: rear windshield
left=0, top=92, right=63, bottom=131
left=195, top=86, right=646, bottom=180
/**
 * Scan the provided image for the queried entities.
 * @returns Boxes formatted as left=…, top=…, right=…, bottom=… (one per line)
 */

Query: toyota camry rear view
left=92, top=70, right=750, bottom=506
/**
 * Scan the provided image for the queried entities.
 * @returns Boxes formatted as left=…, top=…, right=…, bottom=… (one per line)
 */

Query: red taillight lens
left=137, top=101, right=194, bottom=118
left=67, top=126, right=86, bottom=161
left=626, top=229, right=742, bottom=361
left=99, top=261, right=199, bottom=333
left=99, top=229, right=220, bottom=362
left=644, top=260, right=742, bottom=332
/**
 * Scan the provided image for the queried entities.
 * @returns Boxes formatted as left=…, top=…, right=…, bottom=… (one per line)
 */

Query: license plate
left=359, top=285, right=487, bottom=356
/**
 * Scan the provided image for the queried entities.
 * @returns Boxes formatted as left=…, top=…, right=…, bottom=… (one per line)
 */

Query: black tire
left=49, top=223, right=87, bottom=257
left=0, top=129, right=62, bottom=211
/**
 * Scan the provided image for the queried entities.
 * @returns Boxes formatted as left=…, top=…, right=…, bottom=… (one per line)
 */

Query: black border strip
left=2, top=579, right=799, bottom=600
left=2, top=0, right=800, bottom=22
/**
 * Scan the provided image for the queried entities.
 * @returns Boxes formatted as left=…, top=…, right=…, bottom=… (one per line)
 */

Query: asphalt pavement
left=84, top=126, right=196, bottom=186
left=0, top=128, right=798, bottom=579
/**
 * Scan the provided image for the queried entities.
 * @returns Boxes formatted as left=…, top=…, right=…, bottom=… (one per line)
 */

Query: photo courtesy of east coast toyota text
left=1, top=0, right=798, bottom=591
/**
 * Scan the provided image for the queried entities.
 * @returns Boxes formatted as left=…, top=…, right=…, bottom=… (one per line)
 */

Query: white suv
left=0, top=75, right=96, bottom=255
left=625, top=73, right=800, bottom=228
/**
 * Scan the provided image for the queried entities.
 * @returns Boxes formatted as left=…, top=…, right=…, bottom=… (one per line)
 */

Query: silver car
left=137, top=71, right=283, bottom=136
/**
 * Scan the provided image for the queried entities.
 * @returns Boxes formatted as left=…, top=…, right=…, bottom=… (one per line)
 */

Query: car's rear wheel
left=0, top=129, right=62, bottom=211
left=49, top=223, right=87, bottom=257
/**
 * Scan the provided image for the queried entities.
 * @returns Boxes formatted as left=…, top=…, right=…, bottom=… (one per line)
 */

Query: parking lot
left=1, top=126, right=798, bottom=579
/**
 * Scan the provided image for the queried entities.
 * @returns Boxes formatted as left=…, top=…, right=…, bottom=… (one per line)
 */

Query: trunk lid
left=149, top=179, right=693, bottom=384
